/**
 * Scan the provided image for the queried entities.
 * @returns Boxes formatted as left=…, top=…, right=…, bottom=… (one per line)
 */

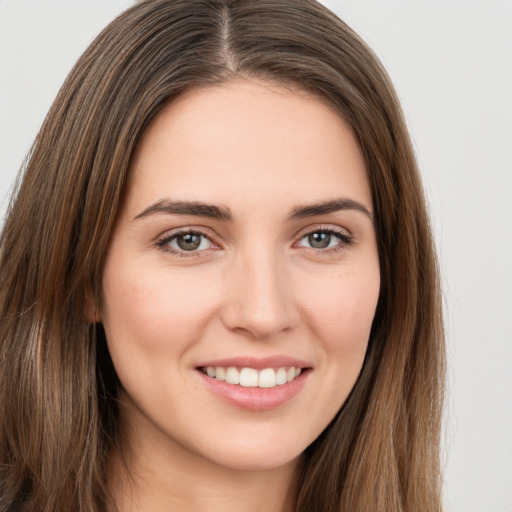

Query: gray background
left=1, top=1, right=511, bottom=510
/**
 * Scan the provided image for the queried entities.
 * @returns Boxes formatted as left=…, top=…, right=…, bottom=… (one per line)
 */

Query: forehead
left=124, top=79, right=372, bottom=217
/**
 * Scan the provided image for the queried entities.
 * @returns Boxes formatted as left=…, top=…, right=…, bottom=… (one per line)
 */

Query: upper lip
left=197, top=355, right=312, bottom=370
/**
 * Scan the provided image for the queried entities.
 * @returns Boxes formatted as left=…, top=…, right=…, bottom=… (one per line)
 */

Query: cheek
left=101, top=261, right=222, bottom=357
left=286, top=264, right=380, bottom=443
left=300, top=265, right=380, bottom=360
left=100, top=263, right=223, bottom=411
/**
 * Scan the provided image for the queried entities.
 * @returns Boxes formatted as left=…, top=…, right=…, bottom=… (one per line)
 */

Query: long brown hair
left=0, top=1, right=445, bottom=510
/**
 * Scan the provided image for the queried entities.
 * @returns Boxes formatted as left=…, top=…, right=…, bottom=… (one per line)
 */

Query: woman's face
left=101, top=79, right=380, bottom=472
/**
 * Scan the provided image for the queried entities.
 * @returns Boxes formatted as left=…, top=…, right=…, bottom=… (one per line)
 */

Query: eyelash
left=296, top=226, right=353, bottom=254
left=155, top=226, right=353, bottom=257
left=156, top=228, right=215, bottom=258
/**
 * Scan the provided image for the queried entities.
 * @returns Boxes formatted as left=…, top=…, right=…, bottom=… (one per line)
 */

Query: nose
left=220, top=249, right=299, bottom=340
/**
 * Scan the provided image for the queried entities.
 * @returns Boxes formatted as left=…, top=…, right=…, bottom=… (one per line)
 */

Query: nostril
left=220, top=301, right=299, bottom=339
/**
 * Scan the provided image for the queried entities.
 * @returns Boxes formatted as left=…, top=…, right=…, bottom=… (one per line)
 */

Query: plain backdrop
left=1, top=1, right=511, bottom=511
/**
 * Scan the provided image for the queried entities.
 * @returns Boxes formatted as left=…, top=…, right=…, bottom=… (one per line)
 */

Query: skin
left=101, top=79, right=380, bottom=512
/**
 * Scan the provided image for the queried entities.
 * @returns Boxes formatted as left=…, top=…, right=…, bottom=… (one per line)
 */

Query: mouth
left=195, top=358, right=312, bottom=411
left=198, top=365, right=305, bottom=388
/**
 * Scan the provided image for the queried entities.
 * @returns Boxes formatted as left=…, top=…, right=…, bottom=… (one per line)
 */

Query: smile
left=196, top=358, right=312, bottom=411
left=200, top=366, right=302, bottom=388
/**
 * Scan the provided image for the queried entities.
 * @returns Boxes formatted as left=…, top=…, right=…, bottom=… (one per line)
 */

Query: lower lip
left=197, top=369, right=310, bottom=411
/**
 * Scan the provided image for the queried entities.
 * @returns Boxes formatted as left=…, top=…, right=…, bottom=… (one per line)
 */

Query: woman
left=0, top=1, right=445, bottom=511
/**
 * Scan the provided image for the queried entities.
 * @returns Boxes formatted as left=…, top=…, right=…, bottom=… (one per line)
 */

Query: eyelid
left=155, top=226, right=221, bottom=256
left=293, top=224, right=353, bottom=252
left=294, top=223, right=352, bottom=240
left=154, top=223, right=353, bottom=257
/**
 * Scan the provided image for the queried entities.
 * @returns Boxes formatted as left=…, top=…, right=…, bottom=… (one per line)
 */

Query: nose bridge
left=221, top=244, right=297, bottom=339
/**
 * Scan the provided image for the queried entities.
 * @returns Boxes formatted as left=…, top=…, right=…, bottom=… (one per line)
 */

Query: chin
left=203, top=443, right=304, bottom=473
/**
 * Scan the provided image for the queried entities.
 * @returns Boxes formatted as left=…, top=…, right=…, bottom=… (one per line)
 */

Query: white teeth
left=240, top=367, right=258, bottom=387
left=276, top=367, right=287, bottom=385
left=203, top=365, right=304, bottom=388
left=215, top=367, right=226, bottom=381
left=225, top=367, right=240, bottom=385
left=258, top=368, right=277, bottom=388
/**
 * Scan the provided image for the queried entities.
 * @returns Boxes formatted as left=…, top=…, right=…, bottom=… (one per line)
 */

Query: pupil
left=309, top=232, right=330, bottom=249
left=177, top=233, right=201, bottom=250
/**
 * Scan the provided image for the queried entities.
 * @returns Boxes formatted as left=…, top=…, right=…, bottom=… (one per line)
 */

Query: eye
left=157, top=229, right=215, bottom=254
left=297, top=228, right=352, bottom=251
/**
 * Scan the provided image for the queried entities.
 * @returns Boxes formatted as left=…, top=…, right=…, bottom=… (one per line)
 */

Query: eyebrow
left=134, top=200, right=232, bottom=221
left=288, top=198, right=373, bottom=221
left=134, top=197, right=372, bottom=222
